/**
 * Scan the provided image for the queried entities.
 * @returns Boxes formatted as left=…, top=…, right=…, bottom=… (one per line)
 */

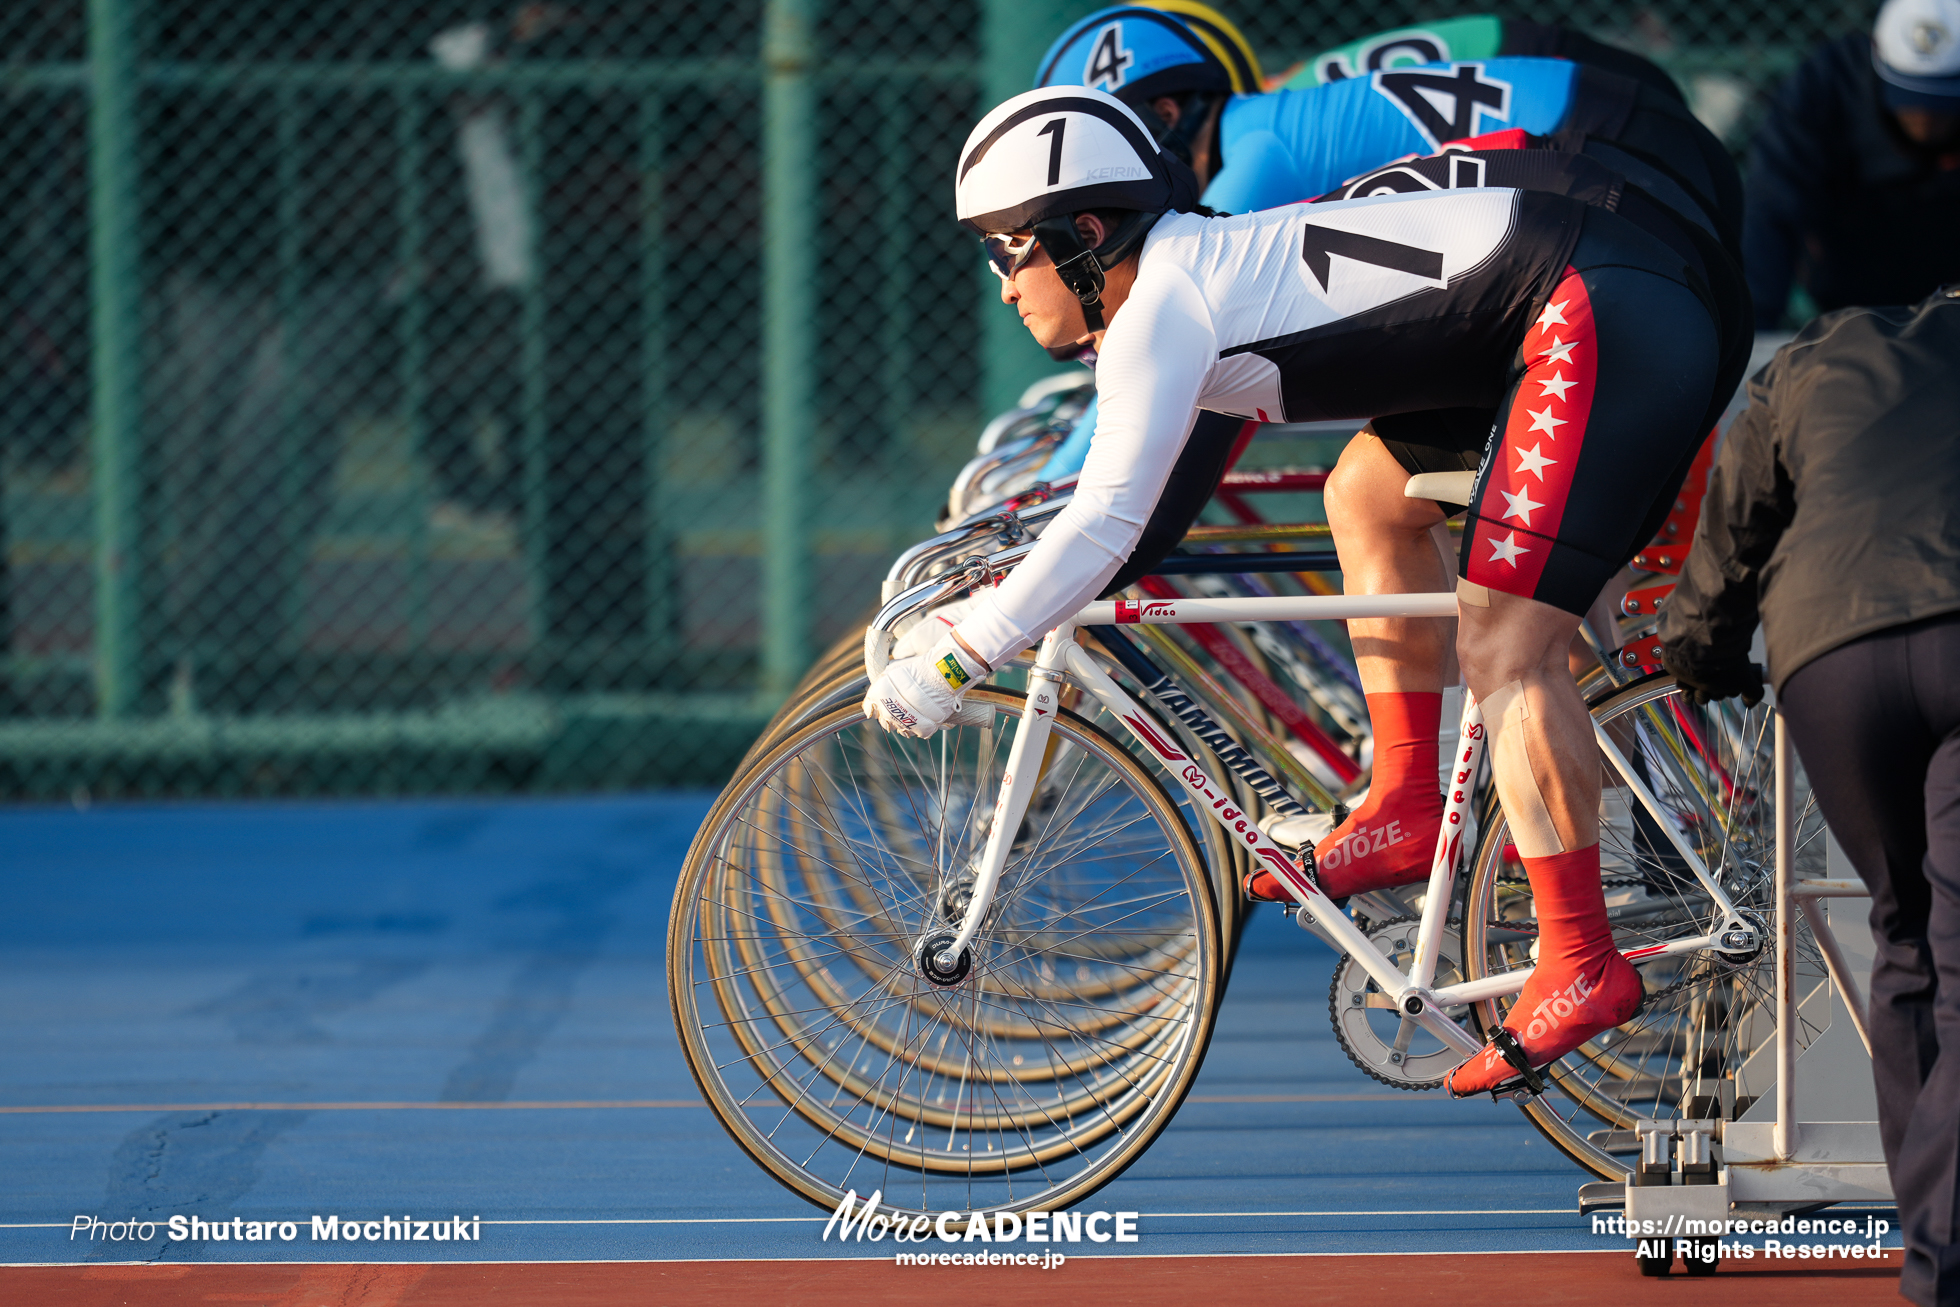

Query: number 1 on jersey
left=1299, top=221, right=1445, bottom=291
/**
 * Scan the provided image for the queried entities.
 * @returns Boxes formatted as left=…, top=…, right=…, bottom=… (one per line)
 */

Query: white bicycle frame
left=929, top=591, right=1758, bottom=1070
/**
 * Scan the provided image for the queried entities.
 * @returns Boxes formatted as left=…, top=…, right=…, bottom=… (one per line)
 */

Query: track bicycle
left=668, top=578, right=1823, bottom=1218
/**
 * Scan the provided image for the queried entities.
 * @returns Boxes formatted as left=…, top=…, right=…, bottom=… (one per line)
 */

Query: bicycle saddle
left=1403, top=471, right=1477, bottom=503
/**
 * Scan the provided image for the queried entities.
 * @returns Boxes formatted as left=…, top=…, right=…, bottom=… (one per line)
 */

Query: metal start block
left=1624, top=1118, right=1731, bottom=1227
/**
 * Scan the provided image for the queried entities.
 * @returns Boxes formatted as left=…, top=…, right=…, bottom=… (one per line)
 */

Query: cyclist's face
left=1893, top=107, right=1960, bottom=150
left=996, top=241, right=1094, bottom=348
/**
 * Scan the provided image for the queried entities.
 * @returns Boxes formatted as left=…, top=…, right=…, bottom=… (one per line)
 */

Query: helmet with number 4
left=956, top=86, right=1198, bottom=329
left=1035, top=4, right=1260, bottom=101
left=1034, top=4, right=1261, bottom=165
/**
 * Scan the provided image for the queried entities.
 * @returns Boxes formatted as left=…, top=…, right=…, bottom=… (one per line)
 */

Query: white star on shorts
left=1535, top=299, right=1569, bottom=331
left=1514, top=443, right=1557, bottom=479
left=1486, top=531, right=1531, bottom=567
left=1536, top=370, right=1577, bottom=401
left=1541, top=335, right=1577, bottom=365
left=1526, top=404, right=1568, bottom=436
left=1500, top=487, right=1545, bottom=525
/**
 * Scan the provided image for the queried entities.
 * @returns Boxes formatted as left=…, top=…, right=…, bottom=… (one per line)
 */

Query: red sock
left=1313, top=691, right=1443, bottom=897
left=1445, top=845, right=1644, bottom=1096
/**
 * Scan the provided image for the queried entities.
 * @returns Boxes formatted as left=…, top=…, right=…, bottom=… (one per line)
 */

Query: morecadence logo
left=822, top=1189, right=1138, bottom=1257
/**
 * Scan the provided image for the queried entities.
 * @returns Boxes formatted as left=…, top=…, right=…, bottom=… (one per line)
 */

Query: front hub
left=915, top=931, right=972, bottom=987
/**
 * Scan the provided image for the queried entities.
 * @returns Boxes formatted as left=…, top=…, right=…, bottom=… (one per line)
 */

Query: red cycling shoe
left=1244, top=691, right=1442, bottom=901
left=1444, top=845, right=1645, bottom=1097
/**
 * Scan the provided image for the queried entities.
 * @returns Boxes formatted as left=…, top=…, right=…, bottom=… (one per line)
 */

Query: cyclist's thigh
left=1327, top=427, right=1451, bottom=527
left=1459, top=214, right=1720, bottom=617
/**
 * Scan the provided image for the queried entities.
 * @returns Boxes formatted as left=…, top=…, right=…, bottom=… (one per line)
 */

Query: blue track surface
left=0, top=795, right=1893, bottom=1265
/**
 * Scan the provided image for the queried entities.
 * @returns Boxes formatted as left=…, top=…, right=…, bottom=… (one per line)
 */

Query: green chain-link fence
left=0, top=0, right=1859, bottom=798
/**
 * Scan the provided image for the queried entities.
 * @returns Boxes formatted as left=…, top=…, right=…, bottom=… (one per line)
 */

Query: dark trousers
left=1781, top=611, right=1960, bottom=1307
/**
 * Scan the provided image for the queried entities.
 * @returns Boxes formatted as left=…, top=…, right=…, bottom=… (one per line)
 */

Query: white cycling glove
left=863, top=627, right=991, bottom=739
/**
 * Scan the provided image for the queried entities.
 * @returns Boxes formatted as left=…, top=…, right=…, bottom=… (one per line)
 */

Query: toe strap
left=1488, top=1026, right=1548, bottom=1097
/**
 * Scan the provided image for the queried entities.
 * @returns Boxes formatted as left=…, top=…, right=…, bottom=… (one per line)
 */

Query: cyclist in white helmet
left=865, top=85, right=1748, bottom=1097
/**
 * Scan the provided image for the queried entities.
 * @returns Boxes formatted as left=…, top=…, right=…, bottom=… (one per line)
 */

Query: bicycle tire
left=669, top=686, right=1222, bottom=1217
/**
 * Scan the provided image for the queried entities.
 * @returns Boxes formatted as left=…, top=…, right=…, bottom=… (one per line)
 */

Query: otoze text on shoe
left=822, top=1190, right=1137, bottom=1255
left=1316, top=818, right=1408, bottom=872
left=1525, top=971, right=1594, bottom=1040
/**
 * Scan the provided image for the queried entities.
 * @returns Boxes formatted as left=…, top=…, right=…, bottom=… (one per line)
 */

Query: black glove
left=1661, top=642, right=1764, bottom=708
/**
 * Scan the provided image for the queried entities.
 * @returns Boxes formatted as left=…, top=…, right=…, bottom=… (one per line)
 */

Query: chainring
left=1328, top=915, right=1473, bottom=1090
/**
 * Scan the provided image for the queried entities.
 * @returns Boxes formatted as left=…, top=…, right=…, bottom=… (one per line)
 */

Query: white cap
left=1874, top=0, right=1960, bottom=103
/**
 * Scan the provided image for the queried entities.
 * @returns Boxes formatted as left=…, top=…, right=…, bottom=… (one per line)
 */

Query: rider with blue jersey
left=1034, top=8, right=1736, bottom=243
left=1205, top=59, right=1726, bottom=222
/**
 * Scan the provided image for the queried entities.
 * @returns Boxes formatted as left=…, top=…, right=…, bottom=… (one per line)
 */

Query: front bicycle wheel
left=1462, top=673, right=1830, bottom=1180
left=668, top=687, right=1222, bottom=1218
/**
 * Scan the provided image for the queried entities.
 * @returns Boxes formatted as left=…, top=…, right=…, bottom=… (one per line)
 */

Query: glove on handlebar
left=863, top=632, right=990, bottom=739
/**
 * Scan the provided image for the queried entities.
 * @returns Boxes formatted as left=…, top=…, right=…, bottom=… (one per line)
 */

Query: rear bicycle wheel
left=1461, top=673, right=1830, bottom=1179
left=669, top=686, right=1222, bottom=1217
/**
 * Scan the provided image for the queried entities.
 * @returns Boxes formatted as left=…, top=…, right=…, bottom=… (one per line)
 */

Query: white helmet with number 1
left=955, top=86, right=1188, bottom=235
left=956, top=87, right=1202, bottom=330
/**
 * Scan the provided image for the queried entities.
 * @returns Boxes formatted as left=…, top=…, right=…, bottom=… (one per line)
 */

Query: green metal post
left=518, top=96, right=551, bottom=658
left=761, top=0, right=815, bottom=698
left=397, top=92, right=432, bottom=656
left=641, top=96, right=676, bottom=674
left=87, top=0, right=144, bottom=718
left=980, top=0, right=1098, bottom=417
left=272, top=90, right=306, bottom=688
left=877, top=84, right=912, bottom=560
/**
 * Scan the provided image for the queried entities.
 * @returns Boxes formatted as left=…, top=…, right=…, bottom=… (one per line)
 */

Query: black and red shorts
left=1395, top=210, right=1747, bottom=616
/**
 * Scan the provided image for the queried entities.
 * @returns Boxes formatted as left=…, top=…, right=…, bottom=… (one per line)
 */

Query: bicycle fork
left=916, top=625, right=1073, bottom=984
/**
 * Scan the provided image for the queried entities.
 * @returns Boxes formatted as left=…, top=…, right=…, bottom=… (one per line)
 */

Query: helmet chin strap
left=1030, top=216, right=1107, bottom=332
left=1030, top=209, right=1165, bottom=335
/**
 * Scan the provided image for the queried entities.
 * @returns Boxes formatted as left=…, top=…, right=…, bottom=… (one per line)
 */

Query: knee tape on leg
left=1482, top=679, right=1567, bottom=859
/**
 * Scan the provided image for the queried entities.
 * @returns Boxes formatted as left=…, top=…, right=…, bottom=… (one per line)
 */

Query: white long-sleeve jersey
left=955, top=185, right=1585, bottom=667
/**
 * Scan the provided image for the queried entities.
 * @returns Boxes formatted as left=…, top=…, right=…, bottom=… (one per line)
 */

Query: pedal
left=1257, top=811, right=1336, bottom=850
left=1488, top=1026, right=1548, bottom=1099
